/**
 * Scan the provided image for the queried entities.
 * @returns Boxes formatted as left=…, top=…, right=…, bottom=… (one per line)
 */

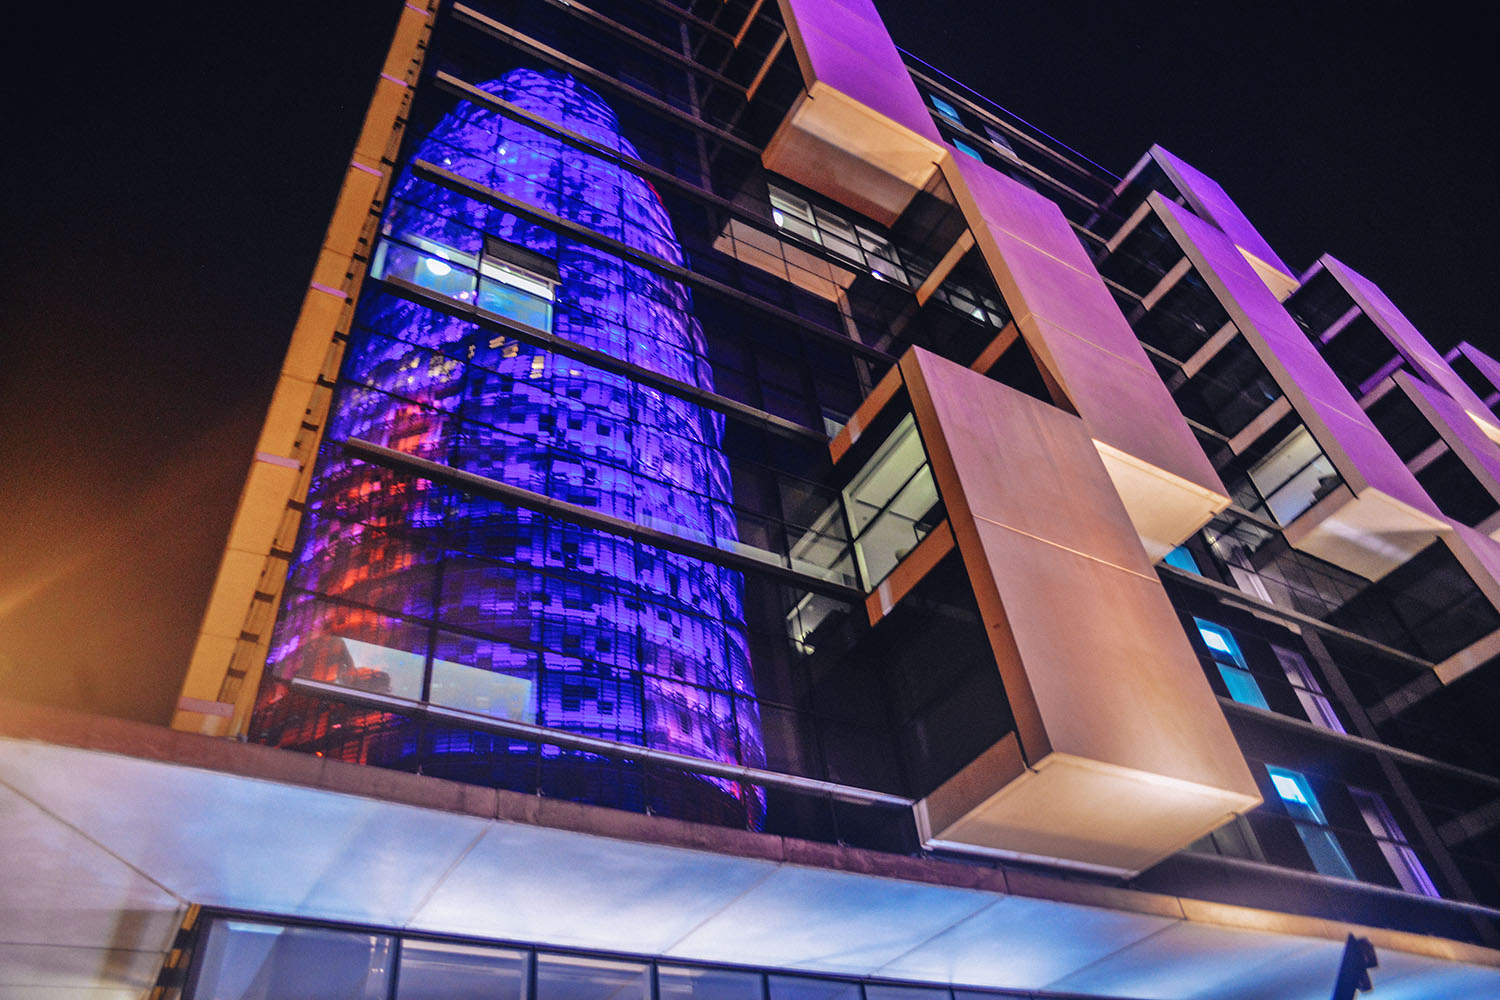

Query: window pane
left=768, top=975, right=860, bottom=1000
left=397, top=940, right=528, bottom=1000
left=536, top=953, right=649, bottom=1000
left=193, top=920, right=391, bottom=1000
left=929, top=94, right=962, bottom=123
left=865, top=986, right=949, bottom=1000
left=658, top=965, right=762, bottom=1000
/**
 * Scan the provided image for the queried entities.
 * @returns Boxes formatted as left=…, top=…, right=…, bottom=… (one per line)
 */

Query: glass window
left=769, top=975, right=861, bottom=1000
left=1271, top=645, right=1345, bottom=733
left=842, top=413, right=942, bottom=588
left=1266, top=766, right=1356, bottom=880
left=1193, top=619, right=1268, bottom=709
left=929, top=93, right=962, bottom=123
left=397, top=940, right=528, bottom=1000
left=536, top=953, right=649, bottom=1000
left=478, top=243, right=556, bottom=331
left=192, top=920, right=392, bottom=1000
left=658, top=965, right=763, bottom=1000
left=1248, top=426, right=1341, bottom=525
left=981, top=122, right=1016, bottom=156
left=952, top=138, right=984, bottom=162
left=1163, top=545, right=1200, bottom=574
left=1350, top=787, right=1440, bottom=897
left=866, top=986, right=950, bottom=1000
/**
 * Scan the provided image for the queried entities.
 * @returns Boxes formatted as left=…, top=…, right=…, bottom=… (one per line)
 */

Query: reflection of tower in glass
left=249, top=68, right=764, bottom=827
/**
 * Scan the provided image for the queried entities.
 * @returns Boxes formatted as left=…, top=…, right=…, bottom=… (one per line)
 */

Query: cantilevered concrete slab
left=2, top=702, right=1498, bottom=999
left=1147, top=146, right=1299, bottom=301
left=1154, top=195, right=1449, bottom=579
left=1317, top=255, right=1500, bottom=441
left=941, top=153, right=1230, bottom=560
left=894, top=349, right=1258, bottom=874
left=765, top=0, right=947, bottom=225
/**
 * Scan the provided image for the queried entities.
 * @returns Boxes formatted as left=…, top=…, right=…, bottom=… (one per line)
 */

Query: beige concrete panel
left=224, top=459, right=300, bottom=556
left=943, top=153, right=1098, bottom=274
left=281, top=289, right=347, bottom=384
left=317, top=167, right=382, bottom=274
left=906, top=348, right=1154, bottom=576
left=925, top=749, right=1253, bottom=876
left=1283, top=485, right=1449, bottom=581
left=770, top=0, right=944, bottom=222
left=969, top=521, right=1255, bottom=795
left=195, top=550, right=268, bottom=642
left=762, top=88, right=946, bottom=225
left=1323, top=255, right=1494, bottom=418
left=175, top=636, right=239, bottom=708
left=939, top=154, right=1226, bottom=524
left=253, top=372, right=319, bottom=460
left=982, top=228, right=1143, bottom=358
left=1016, top=315, right=1228, bottom=548
left=899, top=350, right=1258, bottom=870
left=1095, top=442, right=1232, bottom=563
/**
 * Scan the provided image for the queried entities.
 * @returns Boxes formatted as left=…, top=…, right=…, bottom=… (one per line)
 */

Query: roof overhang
left=1, top=701, right=1497, bottom=999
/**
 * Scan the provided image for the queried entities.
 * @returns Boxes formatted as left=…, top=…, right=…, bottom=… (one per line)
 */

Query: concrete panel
left=1322, top=256, right=1496, bottom=422
left=414, top=824, right=779, bottom=954
left=767, top=0, right=945, bottom=224
left=1398, top=372, right=1500, bottom=525
left=939, top=155, right=1227, bottom=554
left=0, top=740, right=489, bottom=931
left=1153, top=195, right=1447, bottom=578
left=1149, top=146, right=1296, bottom=292
left=667, top=865, right=993, bottom=973
left=1053, top=920, right=1327, bottom=999
left=903, top=350, right=1258, bottom=872
left=876, top=895, right=1177, bottom=989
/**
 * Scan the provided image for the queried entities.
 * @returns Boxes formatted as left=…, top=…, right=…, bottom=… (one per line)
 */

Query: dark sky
left=2, top=1, right=1494, bottom=723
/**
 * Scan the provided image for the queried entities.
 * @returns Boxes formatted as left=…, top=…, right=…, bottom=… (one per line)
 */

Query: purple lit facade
left=250, top=69, right=765, bottom=826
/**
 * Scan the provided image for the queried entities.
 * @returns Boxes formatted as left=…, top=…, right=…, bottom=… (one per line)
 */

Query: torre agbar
left=11, top=2, right=1500, bottom=998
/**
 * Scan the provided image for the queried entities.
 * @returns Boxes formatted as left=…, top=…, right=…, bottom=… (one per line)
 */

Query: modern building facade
left=5, top=0, right=1500, bottom=996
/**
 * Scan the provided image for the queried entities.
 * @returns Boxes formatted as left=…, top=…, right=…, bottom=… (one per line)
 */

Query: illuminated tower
left=249, top=68, right=764, bottom=827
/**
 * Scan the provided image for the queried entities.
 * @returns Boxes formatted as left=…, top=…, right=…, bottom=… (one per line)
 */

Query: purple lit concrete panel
left=1150, top=145, right=1293, bottom=280
left=777, top=0, right=942, bottom=144
left=947, top=154, right=1224, bottom=502
left=950, top=153, right=1098, bottom=273
left=1454, top=342, right=1500, bottom=400
left=1155, top=196, right=1439, bottom=517
left=1399, top=372, right=1500, bottom=502
left=903, top=347, right=1255, bottom=795
left=1321, top=255, right=1495, bottom=417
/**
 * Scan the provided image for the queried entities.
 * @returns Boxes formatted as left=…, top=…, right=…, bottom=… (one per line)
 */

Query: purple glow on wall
left=251, top=68, right=765, bottom=827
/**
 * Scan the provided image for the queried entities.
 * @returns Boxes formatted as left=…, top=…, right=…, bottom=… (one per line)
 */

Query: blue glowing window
left=1266, top=766, right=1356, bottom=880
left=929, top=94, right=962, bottom=123
left=1163, top=545, right=1199, bottom=574
left=1193, top=619, right=1268, bottom=710
left=952, top=138, right=984, bottom=161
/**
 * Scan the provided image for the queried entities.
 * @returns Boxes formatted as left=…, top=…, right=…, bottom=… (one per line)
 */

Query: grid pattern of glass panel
left=252, top=68, right=769, bottom=827
left=185, top=916, right=1134, bottom=1000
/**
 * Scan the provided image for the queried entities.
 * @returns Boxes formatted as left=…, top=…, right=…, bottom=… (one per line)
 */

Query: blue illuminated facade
left=251, top=69, right=765, bottom=826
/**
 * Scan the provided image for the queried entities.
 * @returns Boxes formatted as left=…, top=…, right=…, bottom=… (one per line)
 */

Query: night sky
left=2, top=1, right=1494, bottom=723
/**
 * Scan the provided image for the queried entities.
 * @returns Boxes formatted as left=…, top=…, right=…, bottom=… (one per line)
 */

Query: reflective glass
left=1266, top=766, right=1356, bottom=880
left=397, top=940, right=528, bottom=1000
left=536, top=953, right=649, bottom=1000
left=192, top=920, right=391, bottom=1000
left=658, top=964, right=763, bottom=1000
left=768, top=975, right=860, bottom=1000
